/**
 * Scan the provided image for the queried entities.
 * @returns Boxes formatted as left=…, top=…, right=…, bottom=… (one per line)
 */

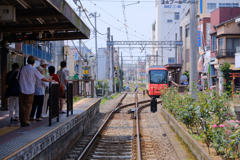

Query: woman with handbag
left=5, top=63, right=20, bottom=123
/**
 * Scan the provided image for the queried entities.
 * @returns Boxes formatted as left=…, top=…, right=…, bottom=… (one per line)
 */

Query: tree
left=220, top=62, right=231, bottom=95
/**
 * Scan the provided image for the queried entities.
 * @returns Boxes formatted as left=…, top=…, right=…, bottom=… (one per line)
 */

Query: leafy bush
left=95, top=80, right=110, bottom=95
left=161, top=87, right=240, bottom=158
left=220, top=62, right=232, bottom=95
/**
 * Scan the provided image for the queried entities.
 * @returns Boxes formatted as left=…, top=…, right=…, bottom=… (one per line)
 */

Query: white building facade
left=155, top=0, right=189, bottom=65
left=154, top=0, right=239, bottom=66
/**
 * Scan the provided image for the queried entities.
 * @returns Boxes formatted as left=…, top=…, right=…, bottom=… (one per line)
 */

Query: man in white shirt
left=17, top=56, right=52, bottom=127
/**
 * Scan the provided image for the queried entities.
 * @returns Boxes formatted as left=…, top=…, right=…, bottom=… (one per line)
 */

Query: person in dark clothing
left=5, top=63, right=20, bottom=123
left=30, top=66, right=49, bottom=121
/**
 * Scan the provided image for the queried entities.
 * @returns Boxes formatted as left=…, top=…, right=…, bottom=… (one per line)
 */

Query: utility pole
left=179, top=26, right=183, bottom=64
left=107, top=28, right=110, bottom=79
left=190, top=0, right=198, bottom=97
left=117, top=47, right=120, bottom=92
left=78, top=8, right=82, bottom=76
left=89, top=12, right=99, bottom=79
left=94, top=12, right=98, bottom=80
left=111, top=35, right=115, bottom=93
left=145, top=51, right=146, bottom=82
left=156, top=51, right=158, bottom=65
left=175, top=33, right=178, bottom=64
left=121, top=52, right=123, bottom=90
left=128, top=63, right=130, bottom=82
left=161, top=46, right=163, bottom=65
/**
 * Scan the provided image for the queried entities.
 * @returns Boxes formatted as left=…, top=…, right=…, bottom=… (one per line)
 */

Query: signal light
left=150, top=97, right=157, bottom=113
left=24, top=36, right=27, bottom=38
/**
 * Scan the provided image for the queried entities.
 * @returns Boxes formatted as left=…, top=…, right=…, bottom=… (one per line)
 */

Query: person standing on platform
left=48, top=66, right=60, bottom=83
left=17, top=56, right=52, bottom=127
left=57, top=61, right=68, bottom=114
left=135, top=83, right=138, bottom=92
left=5, top=63, right=20, bottom=123
left=197, top=80, right=203, bottom=92
left=40, top=59, right=50, bottom=117
left=183, top=79, right=189, bottom=86
left=30, top=66, right=49, bottom=121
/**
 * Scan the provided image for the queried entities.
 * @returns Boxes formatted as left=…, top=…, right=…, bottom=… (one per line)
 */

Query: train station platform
left=0, top=98, right=101, bottom=160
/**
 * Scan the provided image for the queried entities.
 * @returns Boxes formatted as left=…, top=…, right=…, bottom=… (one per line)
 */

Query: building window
left=207, top=3, right=216, bottom=10
left=219, top=3, right=239, bottom=7
left=186, top=28, right=190, bottom=37
left=211, top=35, right=217, bottom=52
left=233, top=3, right=239, bottom=7
left=168, top=57, right=175, bottom=64
left=167, top=19, right=172, bottom=23
left=141, top=66, right=144, bottom=69
left=218, top=38, right=224, bottom=50
left=174, top=12, right=180, bottom=20
left=182, top=0, right=187, bottom=3
left=226, top=38, right=240, bottom=50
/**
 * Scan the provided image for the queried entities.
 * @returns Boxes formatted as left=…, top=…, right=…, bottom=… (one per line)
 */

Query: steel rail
left=135, top=93, right=142, bottom=160
left=135, top=97, right=162, bottom=160
left=137, top=100, right=162, bottom=111
left=77, top=93, right=127, bottom=160
left=115, top=99, right=151, bottom=111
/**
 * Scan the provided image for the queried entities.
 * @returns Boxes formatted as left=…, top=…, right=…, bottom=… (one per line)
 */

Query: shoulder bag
left=11, top=67, right=22, bottom=96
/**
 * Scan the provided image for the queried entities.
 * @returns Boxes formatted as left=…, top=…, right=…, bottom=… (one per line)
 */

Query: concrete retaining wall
left=161, top=108, right=213, bottom=160
left=6, top=99, right=100, bottom=160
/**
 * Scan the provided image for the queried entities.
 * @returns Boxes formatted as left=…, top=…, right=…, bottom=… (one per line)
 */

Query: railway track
left=64, top=93, right=165, bottom=160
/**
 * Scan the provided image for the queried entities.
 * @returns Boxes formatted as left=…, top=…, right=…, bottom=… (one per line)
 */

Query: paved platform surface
left=0, top=98, right=100, bottom=160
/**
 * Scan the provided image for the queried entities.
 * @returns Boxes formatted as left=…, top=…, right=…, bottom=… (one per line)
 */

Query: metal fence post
left=67, top=81, right=73, bottom=116
left=49, top=82, right=59, bottom=126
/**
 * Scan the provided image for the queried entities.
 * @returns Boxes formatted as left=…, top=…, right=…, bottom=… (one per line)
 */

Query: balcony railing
left=216, top=49, right=236, bottom=59
left=22, top=44, right=52, bottom=61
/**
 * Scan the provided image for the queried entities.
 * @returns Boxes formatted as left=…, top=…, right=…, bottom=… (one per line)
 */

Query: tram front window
left=150, top=70, right=168, bottom=84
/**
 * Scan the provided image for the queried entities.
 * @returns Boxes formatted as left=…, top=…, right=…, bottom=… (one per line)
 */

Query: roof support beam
left=40, top=32, right=87, bottom=41
left=0, top=23, right=76, bottom=33
left=16, top=9, right=62, bottom=18
left=4, top=32, right=87, bottom=42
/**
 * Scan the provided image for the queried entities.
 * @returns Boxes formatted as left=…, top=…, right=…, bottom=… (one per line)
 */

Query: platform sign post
left=83, top=67, right=88, bottom=79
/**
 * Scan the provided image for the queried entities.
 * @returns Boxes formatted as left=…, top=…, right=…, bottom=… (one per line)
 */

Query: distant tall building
left=154, top=0, right=239, bottom=65
left=155, top=0, right=189, bottom=65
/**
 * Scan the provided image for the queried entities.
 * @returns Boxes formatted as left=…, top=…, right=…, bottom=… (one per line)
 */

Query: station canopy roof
left=0, top=0, right=90, bottom=42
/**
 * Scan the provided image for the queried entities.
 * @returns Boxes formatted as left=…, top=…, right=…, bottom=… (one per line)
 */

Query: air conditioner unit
left=0, top=5, right=16, bottom=22
left=64, top=46, right=70, bottom=55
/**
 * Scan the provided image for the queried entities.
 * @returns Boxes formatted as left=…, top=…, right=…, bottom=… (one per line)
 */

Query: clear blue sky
left=66, top=0, right=156, bottom=61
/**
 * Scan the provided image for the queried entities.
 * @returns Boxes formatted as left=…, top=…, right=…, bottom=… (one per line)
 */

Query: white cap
left=36, top=66, right=44, bottom=72
left=40, top=59, right=49, bottom=65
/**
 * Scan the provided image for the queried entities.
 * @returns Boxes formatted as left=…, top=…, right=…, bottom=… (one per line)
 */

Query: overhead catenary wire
left=97, top=17, right=145, bottom=40
left=87, top=0, right=151, bottom=40
left=74, top=0, right=107, bottom=35
left=71, top=40, right=87, bottom=61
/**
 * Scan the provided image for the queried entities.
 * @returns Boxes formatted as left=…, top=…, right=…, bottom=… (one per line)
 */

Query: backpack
left=56, top=74, right=65, bottom=97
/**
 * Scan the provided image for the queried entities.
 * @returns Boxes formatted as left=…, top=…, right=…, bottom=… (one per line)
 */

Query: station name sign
left=161, top=0, right=184, bottom=4
left=161, top=0, right=183, bottom=8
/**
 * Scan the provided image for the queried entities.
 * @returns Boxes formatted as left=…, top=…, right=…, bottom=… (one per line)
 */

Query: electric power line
left=87, top=0, right=150, bottom=40
left=97, top=17, right=145, bottom=40
left=74, top=0, right=107, bottom=35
